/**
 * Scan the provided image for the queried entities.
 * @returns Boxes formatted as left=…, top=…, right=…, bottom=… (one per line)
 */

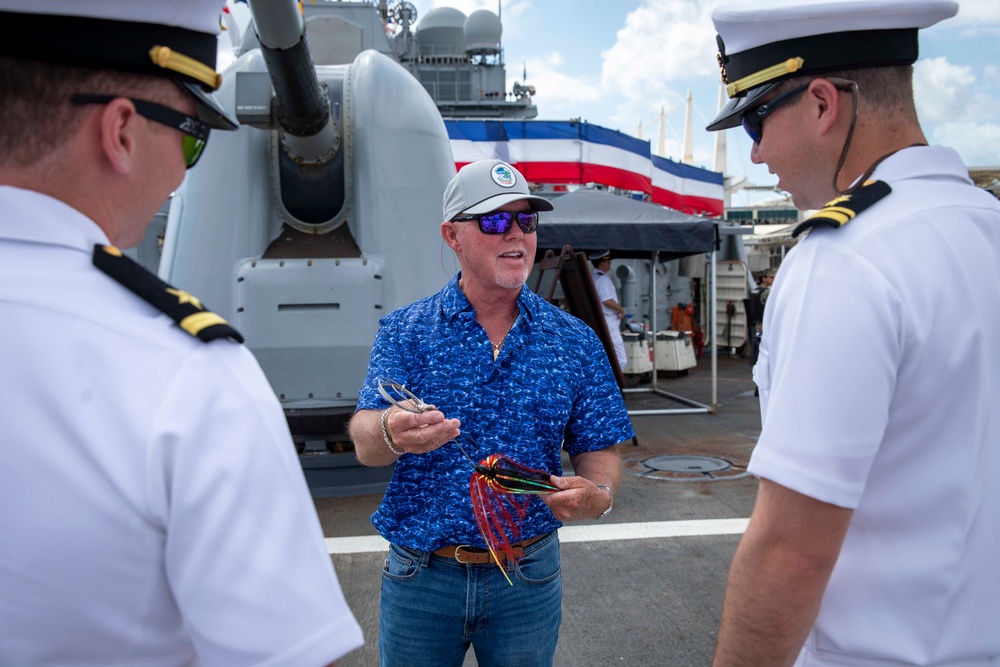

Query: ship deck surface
left=318, top=353, right=762, bottom=666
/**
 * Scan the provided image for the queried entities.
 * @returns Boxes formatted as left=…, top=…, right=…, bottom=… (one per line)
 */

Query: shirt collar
left=0, top=186, right=111, bottom=251
left=441, top=274, right=471, bottom=319
left=870, top=145, right=972, bottom=186
left=441, top=272, right=540, bottom=323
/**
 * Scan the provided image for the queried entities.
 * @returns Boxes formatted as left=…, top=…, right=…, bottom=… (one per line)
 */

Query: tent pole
left=711, top=241, right=718, bottom=413
left=649, top=251, right=657, bottom=387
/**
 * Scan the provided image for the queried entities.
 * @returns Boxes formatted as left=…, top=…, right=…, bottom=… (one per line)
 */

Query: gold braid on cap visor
left=725, top=57, right=805, bottom=97
left=149, top=46, right=222, bottom=90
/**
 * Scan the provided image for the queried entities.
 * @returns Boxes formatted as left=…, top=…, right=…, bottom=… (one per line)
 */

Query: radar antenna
left=390, top=1, right=417, bottom=31
left=512, top=82, right=535, bottom=100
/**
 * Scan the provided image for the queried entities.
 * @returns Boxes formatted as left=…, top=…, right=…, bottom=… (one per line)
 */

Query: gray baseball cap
left=443, top=160, right=554, bottom=221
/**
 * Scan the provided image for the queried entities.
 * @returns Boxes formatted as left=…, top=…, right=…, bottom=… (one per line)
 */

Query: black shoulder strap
left=792, top=180, right=892, bottom=238
left=92, top=244, right=244, bottom=344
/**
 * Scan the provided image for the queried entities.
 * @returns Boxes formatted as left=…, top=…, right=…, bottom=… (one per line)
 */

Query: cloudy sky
left=224, top=0, right=1000, bottom=208
left=408, top=0, right=1000, bottom=207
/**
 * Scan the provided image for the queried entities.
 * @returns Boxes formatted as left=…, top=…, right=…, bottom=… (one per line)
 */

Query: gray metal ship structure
left=237, top=0, right=537, bottom=120
left=155, top=0, right=516, bottom=496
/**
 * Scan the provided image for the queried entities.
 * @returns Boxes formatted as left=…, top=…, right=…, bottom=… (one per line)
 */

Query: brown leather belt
left=433, top=534, right=547, bottom=565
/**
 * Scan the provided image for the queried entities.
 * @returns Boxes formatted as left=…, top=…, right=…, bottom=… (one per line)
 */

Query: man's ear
left=441, top=221, right=461, bottom=252
left=809, top=78, right=846, bottom=136
left=98, top=98, right=139, bottom=174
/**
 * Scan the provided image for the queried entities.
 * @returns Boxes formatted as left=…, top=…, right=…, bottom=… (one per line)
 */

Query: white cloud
left=951, top=0, right=1000, bottom=24
left=606, top=95, right=687, bottom=141
left=931, top=122, right=1000, bottom=166
left=526, top=54, right=604, bottom=115
left=599, top=0, right=722, bottom=102
left=542, top=52, right=563, bottom=69
left=985, top=65, right=1000, bottom=86
left=591, top=0, right=754, bottom=164
left=914, top=57, right=976, bottom=123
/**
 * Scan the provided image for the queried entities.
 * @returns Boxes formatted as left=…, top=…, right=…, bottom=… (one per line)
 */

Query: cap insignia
left=491, top=164, right=516, bottom=188
left=727, top=57, right=805, bottom=98
left=792, top=180, right=891, bottom=238
left=149, top=46, right=222, bottom=90
left=716, top=35, right=729, bottom=85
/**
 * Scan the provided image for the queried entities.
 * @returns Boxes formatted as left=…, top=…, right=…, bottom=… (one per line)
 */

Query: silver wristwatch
left=596, top=485, right=613, bottom=519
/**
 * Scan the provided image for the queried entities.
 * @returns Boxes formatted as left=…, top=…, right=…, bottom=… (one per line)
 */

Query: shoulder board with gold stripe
left=93, top=245, right=244, bottom=344
left=792, top=180, right=892, bottom=238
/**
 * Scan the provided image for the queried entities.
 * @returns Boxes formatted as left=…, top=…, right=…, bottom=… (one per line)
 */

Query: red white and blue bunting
left=445, top=120, right=724, bottom=218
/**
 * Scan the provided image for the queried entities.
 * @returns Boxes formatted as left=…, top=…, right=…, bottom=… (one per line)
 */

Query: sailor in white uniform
left=589, top=250, right=628, bottom=371
left=704, top=2, right=1000, bottom=666
left=0, top=2, right=363, bottom=665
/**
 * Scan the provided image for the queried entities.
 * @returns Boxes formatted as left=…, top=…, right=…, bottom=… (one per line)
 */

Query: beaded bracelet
left=380, top=407, right=405, bottom=456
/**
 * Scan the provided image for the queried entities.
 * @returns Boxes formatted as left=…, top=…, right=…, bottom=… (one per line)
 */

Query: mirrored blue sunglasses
left=451, top=210, right=539, bottom=234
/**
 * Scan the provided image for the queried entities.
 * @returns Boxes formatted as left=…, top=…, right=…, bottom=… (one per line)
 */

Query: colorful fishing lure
left=470, top=454, right=557, bottom=585
left=377, top=379, right=558, bottom=584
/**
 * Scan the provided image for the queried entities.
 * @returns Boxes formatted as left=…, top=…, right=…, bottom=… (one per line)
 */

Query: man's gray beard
left=496, top=269, right=529, bottom=290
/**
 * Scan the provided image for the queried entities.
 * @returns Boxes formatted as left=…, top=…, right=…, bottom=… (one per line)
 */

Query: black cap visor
left=179, top=81, right=238, bottom=131
left=706, top=83, right=778, bottom=132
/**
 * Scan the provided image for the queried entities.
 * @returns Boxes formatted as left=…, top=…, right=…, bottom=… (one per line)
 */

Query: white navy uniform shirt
left=752, top=147, right=1000, bottom=666
left=0, top=186, right=363, bottom=666
left=592, top=267, right=627, bottom=368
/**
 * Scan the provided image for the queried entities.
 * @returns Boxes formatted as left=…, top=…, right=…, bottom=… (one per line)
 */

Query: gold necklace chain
left=491, top=316, right=518, bottom=360
left=459, top=279, right=518, bottom=360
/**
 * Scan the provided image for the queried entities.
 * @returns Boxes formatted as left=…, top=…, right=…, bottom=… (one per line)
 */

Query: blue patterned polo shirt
left=356, top=274, right=635, bottom=552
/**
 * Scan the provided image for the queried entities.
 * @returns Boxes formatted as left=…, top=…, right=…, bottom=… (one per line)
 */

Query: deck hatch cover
left=625, top=455, right=750, bottom=482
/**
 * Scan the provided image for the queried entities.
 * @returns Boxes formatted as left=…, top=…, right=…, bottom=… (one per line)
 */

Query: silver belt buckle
left=453, top=544, right=475, bottom=563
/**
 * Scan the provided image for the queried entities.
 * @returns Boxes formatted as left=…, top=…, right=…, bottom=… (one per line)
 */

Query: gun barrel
left=248, top=0, right=330, bottom=140
left=247, top=0, right=344, bottom=225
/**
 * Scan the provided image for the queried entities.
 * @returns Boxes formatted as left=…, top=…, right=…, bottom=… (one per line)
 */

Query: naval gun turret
left=158, top=0, right=456, bottom=494
left=252, top=0, right=345, bottom=226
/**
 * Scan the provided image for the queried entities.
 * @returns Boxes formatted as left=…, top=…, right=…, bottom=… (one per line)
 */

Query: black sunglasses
left=71, top=94, right=211, bottom=169
left=451, top=210, right=539, bottom=235
left=740, top=83, right=810, bottom=144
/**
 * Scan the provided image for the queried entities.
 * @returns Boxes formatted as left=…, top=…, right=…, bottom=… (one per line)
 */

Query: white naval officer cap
left=706, top=0, right=958, bottom=132
left=0, top=0, right=237, bottom=130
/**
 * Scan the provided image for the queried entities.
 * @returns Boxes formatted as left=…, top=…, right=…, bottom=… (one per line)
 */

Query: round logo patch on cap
left=491, top=164, right=517, bottom=188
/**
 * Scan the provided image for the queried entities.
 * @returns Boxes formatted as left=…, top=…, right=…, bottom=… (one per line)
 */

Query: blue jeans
left=378, top=531, right=562, bottom=667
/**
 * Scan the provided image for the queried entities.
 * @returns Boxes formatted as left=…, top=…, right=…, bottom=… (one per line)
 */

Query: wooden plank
left=533, top=245, right=626, bottom=390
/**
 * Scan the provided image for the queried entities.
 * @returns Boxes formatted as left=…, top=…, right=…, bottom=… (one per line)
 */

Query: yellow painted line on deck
left=325, top=518, right=749, bottom=555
